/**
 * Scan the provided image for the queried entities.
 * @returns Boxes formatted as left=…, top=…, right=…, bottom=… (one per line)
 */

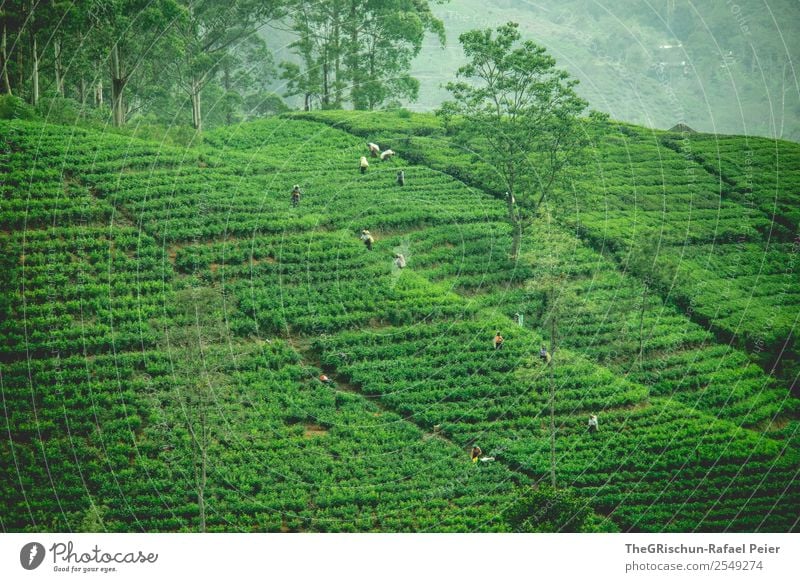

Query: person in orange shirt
left=494, top=331, right=504, bottom=350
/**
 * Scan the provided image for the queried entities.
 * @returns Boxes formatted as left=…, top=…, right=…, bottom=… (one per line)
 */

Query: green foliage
left=504, top=485, right=590, bottom=532
left=438, top=21, right=589, bottom=210
left=2, top=112, right=798, bottom=535
left=0, top=95, right=36, bottom=120
left=281, top=0, right=445, bottom=110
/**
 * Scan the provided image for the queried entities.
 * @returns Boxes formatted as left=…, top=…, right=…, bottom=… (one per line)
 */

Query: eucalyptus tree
left=176, top=0, right=282, bottom=131
left=281, top=0, right=445, bottom=110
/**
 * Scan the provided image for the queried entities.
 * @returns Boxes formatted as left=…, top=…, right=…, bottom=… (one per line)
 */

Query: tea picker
left=539, top=345, right=551, bottom=364
left=360, top=229, right=375, bottom=251
left=397, top=170, right=405, bottom=186
left=471, top=445, right=495, bottom=463
left=494, top=331, right=504, bottom=350
left=588, top=414, right=599, bottom=434
left=471, top=445, right=482, bottom=463
left=290, top=184, right=301, bottom=207
left=368, top=142, right=381, bottom=157
left=360, top=156, right=369, bottom=174
left=380, top=149, right=395, bottom=161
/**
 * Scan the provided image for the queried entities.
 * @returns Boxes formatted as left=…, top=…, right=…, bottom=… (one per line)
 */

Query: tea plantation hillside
left=1, top=115, right=798, bottom=533
left=298, top=111, right=800, bottom=390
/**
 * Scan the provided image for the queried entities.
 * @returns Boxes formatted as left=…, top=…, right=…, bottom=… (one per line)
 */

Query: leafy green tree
left=438, top=22, right=590, bottom=259
left=350, top=0, right=445, bottom=110
left=92, top=0, right=185, bottom=126
left=280, top=0, right=346, bottom=110
left=0, top=2, right=14, bottom=94
left=7, top=0, right=57, bottom=104
left=281, top=0, right=445, bottom=110
left=175, top=0, right=282, bottom=131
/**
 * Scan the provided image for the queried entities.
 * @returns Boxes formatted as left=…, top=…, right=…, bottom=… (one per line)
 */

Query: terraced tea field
left=1, top=114, right=798, bottom=533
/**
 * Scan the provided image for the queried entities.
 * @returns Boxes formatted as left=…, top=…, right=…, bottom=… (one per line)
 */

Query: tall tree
left=351, top=0, right=444, bottom=109
left=280, top=0, right=347, bottom=110
left=176, top=0, right=282, bottom=131
left=438, top=22, right=590, bottom=260
left=529, top=246, right=575, bottom=489
left=218, top=40, right=281, bottom=125
left=92, top=0, right=185, bottom=126
left=281, top=0, right=445, bottom=110
left=0, top=2, right=15, bottom=94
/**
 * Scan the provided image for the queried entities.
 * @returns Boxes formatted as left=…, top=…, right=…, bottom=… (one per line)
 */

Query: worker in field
left=397, top=170, right=405, bottom=186
left=360, top=229, right=374, bottom=251
left=368, top=142, right=380, bottom=157
left=319, top=374, right=332, bottom=385
left=360, top=156, right=369, bottom=174
left=588, top=414, right=599, bottom=434
left=380, top=149, right=395, bottom=161
left=471, top=445, right=482, bottom=463
left=494, top=331, right=504, bottom=350
left=290, top=184, right=301, bottom=208
left=394, top=253, right=406, bottom=269
left=539, top=345, right=551, bottom=364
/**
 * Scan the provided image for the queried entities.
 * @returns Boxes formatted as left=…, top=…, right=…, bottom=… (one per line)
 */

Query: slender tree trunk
left=54, top=38, right=64, bottom=96
left=638, top=284, right=647, bottom=365
left=322, top=57, right=330, bottom=108
left=223, top=63, right=233, bottom=125
left=31, top=31, right=39, bottom=106
left=1, top=21, right=11, bottom=94
left=333, top=8, right=342, bottom=107
left=79, top=76, right=86, bottom=106
left=367, top=50, right=375, bottom=110
left=348, top=1, right=361, bottom=109
left=304, top=92, right=310, bottom=111
left=507, top=191, right=521, bottom=260
left=511, top=221, right=522, bottom=261
left=95, top=78, right=103, bottom=107
left=191, top=76, right=202, bottom=131
left=199, top=415, right=207, bottom=533
left=110, top=44, right=125, bottom=126
left=549, top=307, right=556, bottom=489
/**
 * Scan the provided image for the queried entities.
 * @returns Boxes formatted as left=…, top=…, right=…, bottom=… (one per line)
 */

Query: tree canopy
left=438, top=22, right=591, bottom=258
left=280, top=0, right=446, bottom=111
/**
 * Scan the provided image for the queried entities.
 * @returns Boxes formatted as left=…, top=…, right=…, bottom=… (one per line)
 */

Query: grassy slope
left=1, top=114, right=798, bottom=532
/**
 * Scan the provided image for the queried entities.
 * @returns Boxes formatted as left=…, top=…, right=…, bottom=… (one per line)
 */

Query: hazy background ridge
left=266, top=0, right=799, bottom=140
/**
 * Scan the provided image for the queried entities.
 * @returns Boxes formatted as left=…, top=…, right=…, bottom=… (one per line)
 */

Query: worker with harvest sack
left=588, top=414, right=599, bottom=434
left=360, top=229, right=375, bottom=250
left=290, top=184, right=301, bottom=207
left=494, top=331, right=504, bottom=350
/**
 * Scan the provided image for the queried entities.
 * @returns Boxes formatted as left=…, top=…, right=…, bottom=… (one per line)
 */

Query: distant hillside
left=261, top=0, right=799, bottom=139
left=278, top=0, right=795, bottom=141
